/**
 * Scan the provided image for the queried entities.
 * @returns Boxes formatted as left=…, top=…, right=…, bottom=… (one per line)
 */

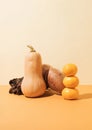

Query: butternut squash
left=21, top=45, right=46, bottom=97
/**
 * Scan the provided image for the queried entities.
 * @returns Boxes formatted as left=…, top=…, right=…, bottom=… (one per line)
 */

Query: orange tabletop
left=0, top=85, right=92, bottom=130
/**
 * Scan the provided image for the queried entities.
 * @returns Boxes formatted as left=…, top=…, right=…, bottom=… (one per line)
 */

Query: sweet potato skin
left=42, top=64, right=50, bottom=88
left=42, top=64, right=65, bottom=93
left=48, top=67, right=65, bottom=93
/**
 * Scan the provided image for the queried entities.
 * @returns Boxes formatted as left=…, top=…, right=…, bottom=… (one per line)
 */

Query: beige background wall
left=0, top=0, right=92, bottom=85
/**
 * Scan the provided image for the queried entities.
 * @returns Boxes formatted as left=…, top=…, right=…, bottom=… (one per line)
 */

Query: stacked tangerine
left=62, top=64, right=79, bottom=100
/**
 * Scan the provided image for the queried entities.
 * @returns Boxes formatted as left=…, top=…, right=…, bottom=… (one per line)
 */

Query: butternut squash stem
left=27, top=45, right=36, bottom=52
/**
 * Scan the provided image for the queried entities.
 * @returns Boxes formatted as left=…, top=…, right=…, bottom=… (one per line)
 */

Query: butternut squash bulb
left=21, top=45, right=46, bottom=97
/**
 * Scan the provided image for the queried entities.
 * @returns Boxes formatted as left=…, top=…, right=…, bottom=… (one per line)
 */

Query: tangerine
left=62, top=64, right=78, bottom=76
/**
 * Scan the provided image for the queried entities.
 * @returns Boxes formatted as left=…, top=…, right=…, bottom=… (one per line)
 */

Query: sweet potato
left=47, top=67, right=65, bottom=93
left=42, top=64, right=50, bottom=88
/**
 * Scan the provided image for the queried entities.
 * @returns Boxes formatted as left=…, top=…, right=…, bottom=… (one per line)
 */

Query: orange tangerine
left=62, top=88, right=79, bottom=100
left=63, top=76, right=79, bottom=88
left=62, top=63, right=78, bottom=76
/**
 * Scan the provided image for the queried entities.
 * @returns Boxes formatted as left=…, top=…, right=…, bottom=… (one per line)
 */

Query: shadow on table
left=79, top=93, right=92, bottom=100
left=40, top=88, right=61, bottom=98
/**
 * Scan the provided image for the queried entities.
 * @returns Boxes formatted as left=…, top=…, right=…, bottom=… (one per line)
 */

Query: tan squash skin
left=21, top=46, right=46, bottom=97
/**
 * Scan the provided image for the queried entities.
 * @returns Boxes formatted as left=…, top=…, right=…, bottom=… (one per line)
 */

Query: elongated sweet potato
left=42, top=64, right=50, bottom=88
left=48, top=67, right=65, bottom=93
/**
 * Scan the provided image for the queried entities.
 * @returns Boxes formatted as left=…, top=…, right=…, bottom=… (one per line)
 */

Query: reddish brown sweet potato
left=47, top=67, right=65, bottom=93
left=42, top=64, right=50, bottom=88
